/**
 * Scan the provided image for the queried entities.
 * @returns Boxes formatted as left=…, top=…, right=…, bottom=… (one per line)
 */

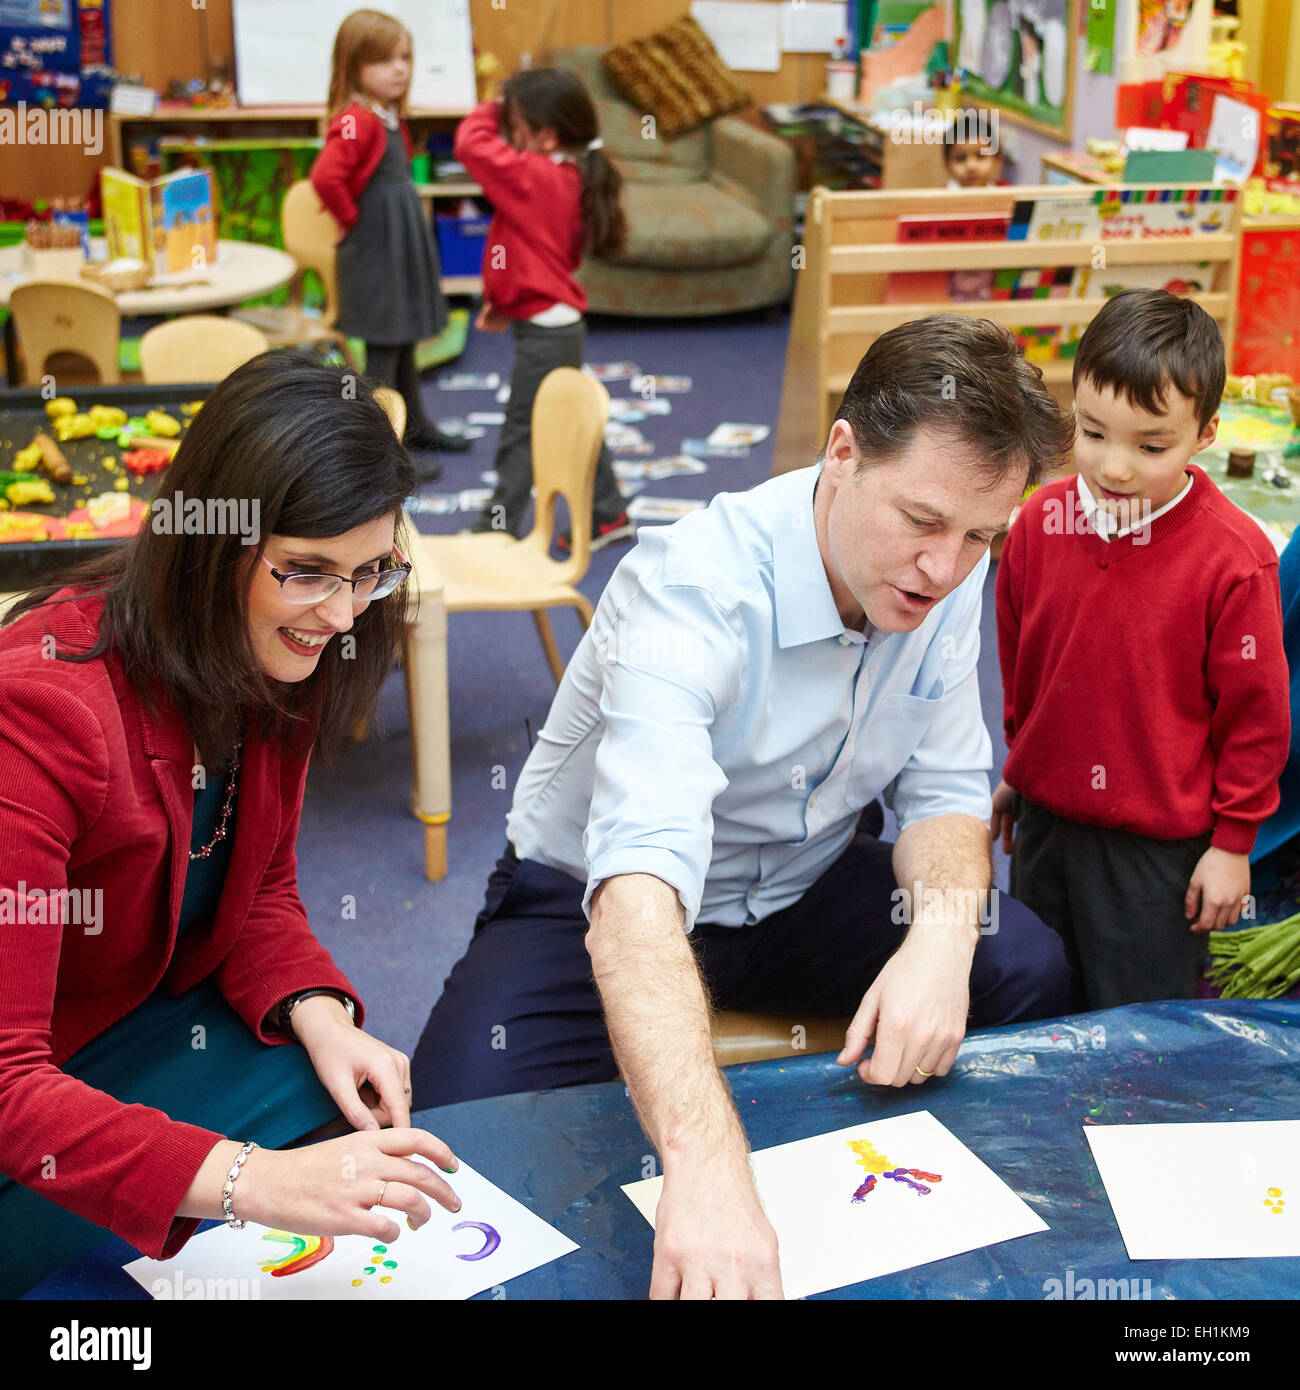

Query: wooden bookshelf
left=773, top=183, right=1244, bottom=475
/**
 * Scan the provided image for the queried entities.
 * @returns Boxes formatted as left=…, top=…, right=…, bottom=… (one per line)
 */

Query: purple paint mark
left=851, top=1174, right=878, bottom=1204
left=451, top=1221, right=501, bottom=1261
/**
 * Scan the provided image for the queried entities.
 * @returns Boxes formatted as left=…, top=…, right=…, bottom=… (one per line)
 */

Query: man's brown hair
left=834, top=314, right=1075, bottom=490
left=1072, top=287, right=1225, bottom=430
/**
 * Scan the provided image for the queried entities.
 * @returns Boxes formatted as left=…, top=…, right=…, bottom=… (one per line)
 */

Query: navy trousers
left=411, top=809, right=1071, bottom=1109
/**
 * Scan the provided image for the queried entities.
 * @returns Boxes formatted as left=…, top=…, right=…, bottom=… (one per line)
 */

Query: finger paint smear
left=847, top=1139, right=943, bottom=1202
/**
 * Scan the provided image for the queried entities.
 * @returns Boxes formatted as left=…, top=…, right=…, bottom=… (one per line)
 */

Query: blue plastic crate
left=435, top=214, right=491, bottom=277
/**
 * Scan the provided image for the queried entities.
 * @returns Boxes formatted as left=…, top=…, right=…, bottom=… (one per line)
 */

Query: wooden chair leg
left=572, top=593, right=595, bottom=629
left=424, top=820, right=447, bottom=882
left=350, top=715, right=368, bottom=743
left=532, top=608, right=565, bottom=685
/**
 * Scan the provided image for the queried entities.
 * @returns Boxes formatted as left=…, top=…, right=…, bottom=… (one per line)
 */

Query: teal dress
left=0, top=763, right=341, bottom=1298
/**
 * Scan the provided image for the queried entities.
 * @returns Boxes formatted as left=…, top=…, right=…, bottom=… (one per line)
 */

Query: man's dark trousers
left=411, top=807, right=1071, bottom=1108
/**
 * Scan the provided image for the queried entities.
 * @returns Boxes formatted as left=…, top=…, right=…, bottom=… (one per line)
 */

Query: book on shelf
left=1008, top=187, right=1237, bottom=243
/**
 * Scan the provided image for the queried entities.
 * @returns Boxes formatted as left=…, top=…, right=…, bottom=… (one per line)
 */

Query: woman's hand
left=475, top=301, right=510, bottom=333
left=290, top=996, right=413, bottom=1130
left=236, top=1130, right=462, bottom=1243
left=989, top=779, right=1018, bottom=855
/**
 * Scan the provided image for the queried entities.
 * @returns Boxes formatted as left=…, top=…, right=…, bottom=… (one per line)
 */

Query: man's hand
left=1185, top=846, right=1251, bottom=933
left=651, top=1152, right=783, bottom=1300
left=838, top=924, right=972, bottom=1086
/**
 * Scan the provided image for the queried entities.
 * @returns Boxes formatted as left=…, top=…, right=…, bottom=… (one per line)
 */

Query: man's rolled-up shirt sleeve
left=581, top=578, right=741, bottom=931
left=884, top=557, right=994, bottom=830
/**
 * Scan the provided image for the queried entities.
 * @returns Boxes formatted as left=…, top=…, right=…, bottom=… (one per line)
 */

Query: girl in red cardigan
left=310, top=8, right=467, bottom=472
left=0, top=353, right=461, bottom=1296
left=455, top=67, right=632, bottom=544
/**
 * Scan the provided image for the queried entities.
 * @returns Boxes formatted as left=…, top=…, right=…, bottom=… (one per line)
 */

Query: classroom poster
left=955, top=0, right=1075, bottom=137
left=0, top=0, right=112, bottom=107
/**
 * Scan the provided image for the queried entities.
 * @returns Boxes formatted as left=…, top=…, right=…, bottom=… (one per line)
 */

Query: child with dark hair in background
left=311, top=7, right=468, bottom=475
left=455, top=66, right=633, bottom=546
left=993, top=288, right=1290, bottom=1010
left=942, top=111, right=1005, bottom=188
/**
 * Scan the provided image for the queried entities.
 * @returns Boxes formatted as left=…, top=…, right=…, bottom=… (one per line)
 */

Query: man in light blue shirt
left=413, top=314, right=1076, bottom=1298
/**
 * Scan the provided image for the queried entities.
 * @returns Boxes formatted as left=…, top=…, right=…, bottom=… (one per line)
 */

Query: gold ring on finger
left=914, top=1065, right=934, bottom=1077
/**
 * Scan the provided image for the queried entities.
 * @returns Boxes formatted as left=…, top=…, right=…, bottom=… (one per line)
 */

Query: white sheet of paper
left=626, top=495, right=706, bottom=523
left=780, top=1, right=849, bottom=53
left=1122, top=126, right=1189, bottom=152
left=1206, top=94, right=1261, bottom=184
left=122, top=1158, right=577, bottom=1300
left=1085, top=1121, right=1300, bottom=1260
left=690, top=1, right=781, bottom=71
left=622, top=1111, right=1047, bottom=1298
left=707, top=422, right=771, bottom=447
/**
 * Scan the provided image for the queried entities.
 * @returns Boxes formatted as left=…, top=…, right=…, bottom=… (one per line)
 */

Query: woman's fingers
left=371, top=1180, right=432, bottom=1230
left=365, top=1050, right=412, bottom=1131
left=379, top=1127, right=459, bottom=1174
left=379, top=1155, right=462, bottom=1215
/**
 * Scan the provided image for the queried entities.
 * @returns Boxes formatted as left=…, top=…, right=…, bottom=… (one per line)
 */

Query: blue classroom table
left=23, top=999, right=1300, bottom=1300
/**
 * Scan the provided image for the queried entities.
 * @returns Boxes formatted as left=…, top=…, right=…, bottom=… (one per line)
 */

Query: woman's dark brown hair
left=3, top=350, right=416, bottom=767
left=502, top=66, right=628, bottom=260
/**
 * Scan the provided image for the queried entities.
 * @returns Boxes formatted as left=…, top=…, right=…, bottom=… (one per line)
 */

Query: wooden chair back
left=281, top=179, right=344, bottom=326
left=523, top=367, right=610, bottom=579
left=9, top=278, right=121, bottom=386
left=139, top=314, right=269, bottom=383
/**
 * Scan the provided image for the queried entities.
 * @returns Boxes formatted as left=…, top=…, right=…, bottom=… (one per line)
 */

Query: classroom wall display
left=955, top=0, right=1076, bottom=137
left=232, top=0, right=475, bottom=110
left=0, top=0, right=112, bottom=107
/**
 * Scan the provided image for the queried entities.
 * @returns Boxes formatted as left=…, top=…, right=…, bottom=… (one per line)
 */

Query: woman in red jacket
left=0, top=352, right=461, bottom=1296
left=310, top=8, right=467, bottom=471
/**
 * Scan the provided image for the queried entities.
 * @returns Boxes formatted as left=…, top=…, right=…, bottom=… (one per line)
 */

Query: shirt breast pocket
left=844, top=684, right=945, bottom=811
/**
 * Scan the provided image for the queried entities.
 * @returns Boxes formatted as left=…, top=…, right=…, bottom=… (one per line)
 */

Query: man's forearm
left=587, top=873, right=747, bottom=1171
left=891, top=813, right=992, bottom=948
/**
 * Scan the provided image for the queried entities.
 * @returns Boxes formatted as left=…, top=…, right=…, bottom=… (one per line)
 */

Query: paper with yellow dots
left=1085, top=1120, right=1300, bottom=1260
left=621, top=1110, right=1048, bottom=1298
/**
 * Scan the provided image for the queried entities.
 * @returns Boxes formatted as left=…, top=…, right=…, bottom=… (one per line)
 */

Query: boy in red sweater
left=992, top=289, right=1289, bottom=1010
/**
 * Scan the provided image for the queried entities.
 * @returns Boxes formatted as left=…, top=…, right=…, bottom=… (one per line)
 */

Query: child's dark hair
left=1073, top=288, right=1225, bottom=430
left=502, top=67, right=628, bottom=260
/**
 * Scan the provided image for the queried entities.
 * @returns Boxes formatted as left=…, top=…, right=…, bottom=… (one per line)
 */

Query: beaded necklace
left=189, top=744, right=242, bottom=861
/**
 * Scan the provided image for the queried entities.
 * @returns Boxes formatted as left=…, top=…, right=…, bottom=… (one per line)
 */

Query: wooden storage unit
left=773, top=183, right=1243, bottom=475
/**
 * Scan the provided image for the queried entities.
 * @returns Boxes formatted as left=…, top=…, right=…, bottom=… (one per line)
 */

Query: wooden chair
left=711, top=1011, right=853, bottom=1068
left=9, top=279, right=120, bottom=387
left=139, top=315, right=270, bottom=384
left=414, top=366, right=609, bottom=686
left=233, top=179, right=357, bottom=367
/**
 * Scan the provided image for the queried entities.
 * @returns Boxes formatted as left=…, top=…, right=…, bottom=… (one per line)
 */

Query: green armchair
left=551, top=46, right=796, bottom=318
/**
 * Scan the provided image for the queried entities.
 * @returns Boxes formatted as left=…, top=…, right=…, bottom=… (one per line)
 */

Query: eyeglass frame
left=258, top=546, right=412, bottom=604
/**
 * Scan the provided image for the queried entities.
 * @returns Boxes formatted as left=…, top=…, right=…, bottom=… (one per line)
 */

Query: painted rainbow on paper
left=260, top=1230, right=335, bottom=1276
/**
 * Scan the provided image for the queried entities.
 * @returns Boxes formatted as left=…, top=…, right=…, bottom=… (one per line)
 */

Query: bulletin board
left=0, top=0, right=113, bottom=107
left=232, top=0, right=475, bottom=109
left=954, top=0, right=1077, bottom=138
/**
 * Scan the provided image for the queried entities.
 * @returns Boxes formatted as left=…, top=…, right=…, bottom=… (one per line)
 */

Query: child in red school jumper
left=310, top=7, right=468, bottom=476
left=992, top=289, right=1290, bottom=1011
left=455, top=67, right=632, bottom=545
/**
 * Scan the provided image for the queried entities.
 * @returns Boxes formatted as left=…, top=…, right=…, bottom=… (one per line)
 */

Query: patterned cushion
left=600, top=16, right=750, bottom=139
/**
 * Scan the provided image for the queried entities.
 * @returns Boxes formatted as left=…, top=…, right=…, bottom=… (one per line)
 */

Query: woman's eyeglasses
left=260, top=547, right=412, bottom=604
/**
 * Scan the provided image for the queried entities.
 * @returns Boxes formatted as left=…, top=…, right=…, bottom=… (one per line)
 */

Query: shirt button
left=838, top=634, right=851, bottom=646
left=809, top=792, right=819, bottom=807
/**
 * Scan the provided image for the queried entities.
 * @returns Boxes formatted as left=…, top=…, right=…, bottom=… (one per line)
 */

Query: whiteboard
left=232, top=0, right=476, bottom=109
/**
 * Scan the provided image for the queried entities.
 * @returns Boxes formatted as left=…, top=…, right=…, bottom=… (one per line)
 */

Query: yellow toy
left=13, top=442, right=42, bottom=472
left=144, top=410, right=181, bottom=438
left=87, top=404, right=128, bottom=429
left=44, top=397, right=77, bottom=418
left=52, top=413, right=97, bottom=442
left=6, top=478, right=56, bottom=507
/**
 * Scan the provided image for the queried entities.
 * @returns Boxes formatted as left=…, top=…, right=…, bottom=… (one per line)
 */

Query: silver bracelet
left=221, top=1140, right=258, bottom=1228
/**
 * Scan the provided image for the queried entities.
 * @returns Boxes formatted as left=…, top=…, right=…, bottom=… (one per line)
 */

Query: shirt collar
left=1076, top=469, right=1193, bottom=540
left=772, top=465, right=867, bottom=648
